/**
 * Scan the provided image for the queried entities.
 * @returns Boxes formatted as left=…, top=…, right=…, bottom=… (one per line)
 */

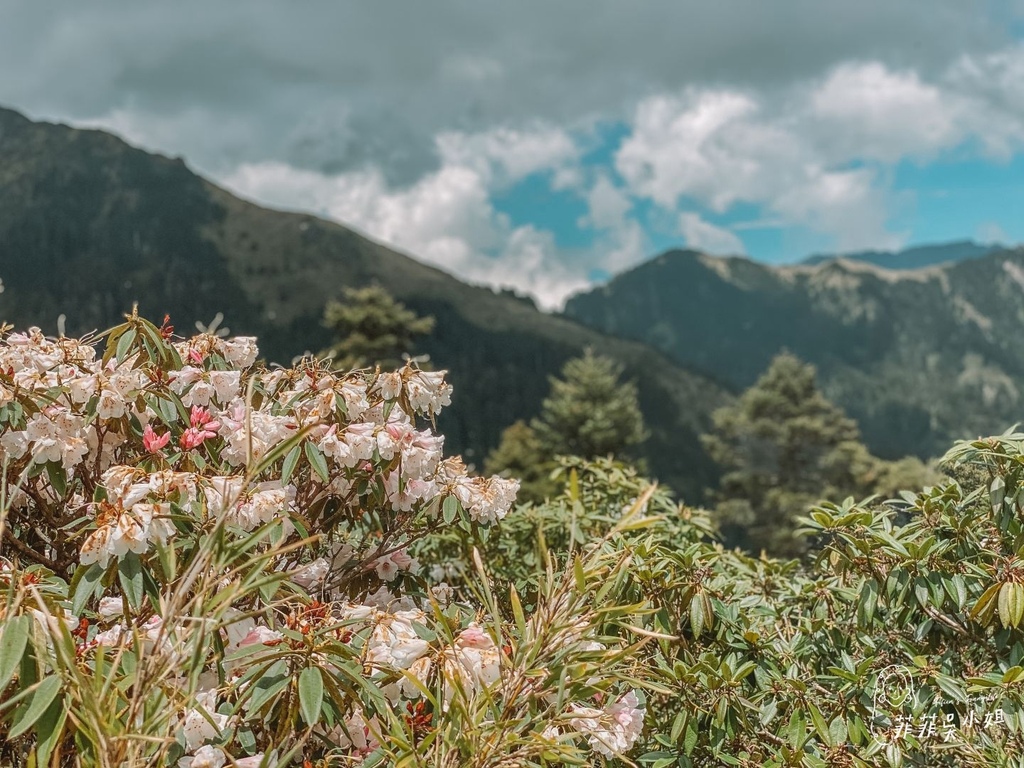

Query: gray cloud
left=0, top=0, right=1015, bottom=180
left=1, top=1, right=1021, bottom=306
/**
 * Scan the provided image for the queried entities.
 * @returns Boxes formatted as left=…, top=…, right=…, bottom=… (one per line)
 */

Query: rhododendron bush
left=0, top=314, right=647, bottom=767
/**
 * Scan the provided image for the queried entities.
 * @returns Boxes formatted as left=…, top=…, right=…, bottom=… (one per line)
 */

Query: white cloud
left=435, top=125, right=578, bottom=184
left=583, top=175, right=632, bottom=230
left=224, top=126, right=587, bottom=310
left=613, top=49, right=1024, bottom=254
left=599, top=219, right=648, bottom=274
left=616, top=91, right=759, bottom=209
left=678, top=213, right=745, bottom=255
left=12, top=3, right=1024, bottom=304
left=976, top=221, right=1010, bottom=246
left=808, top=62, right=962, bottom=162
left=615, top=87, right=900, bottom=250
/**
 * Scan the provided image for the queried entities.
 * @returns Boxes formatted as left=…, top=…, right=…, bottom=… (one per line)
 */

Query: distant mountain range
left=565, top=248, right=1024, bottom=460
left=802, top=240, right=1002, bottom=270
left=5, top=103, right=1022, bottom=495
left=0, top=107, right=728, bottom=500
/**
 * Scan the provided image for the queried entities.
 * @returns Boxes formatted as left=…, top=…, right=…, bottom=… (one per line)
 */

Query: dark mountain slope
left=0, top=107, right=729, bottom=499
left=565, top=248, right=1024, bottom=459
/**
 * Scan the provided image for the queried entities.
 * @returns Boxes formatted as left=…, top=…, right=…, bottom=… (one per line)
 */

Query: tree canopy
left=320, top=284, right=434, bottom=370
left=702, top=352, right=936, bottom=556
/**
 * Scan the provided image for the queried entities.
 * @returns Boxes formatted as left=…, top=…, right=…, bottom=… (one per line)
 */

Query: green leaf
left=118, top=552, right=144, bottom=611
left=972, top=583, right=1001, bottom=624
left=298, top=666, right=324, bottom=727
left=244, top=661, right=290, bottom=715
left=935, top=673, right=967, bottom=703
left=999, top=582, right=1024, bottom=629
left=45, top=461, right=67, bottom=497
left=70, top=563, right=105, bottom=617
left=0, top=615, right=30, bottom=691
left=281, top=445, right=302, bottom=485
left=991, top=476, right=1006, bottom=514
left=808, top=704, right=830, bottom=746
left=304, top=441, right=331, bottom=484
left=857, top=579, right=878, bottom=626
left=32, top=693, right=68, bottom=768
left=509, top=584, right=526, bottom=636
left=670, top=710, right=686, bottom=742
left=829, top=716, right=847, bottom=746
left=947, top=573, right=968, bottom=612
left=442, top=495, right=459, bottom=525
left=8, top=675, right=62, bottom=739
left=572, top=555, right=586, bottom=592
left=115, top=329, right=137, bottom=363
left=689, top=593, right=705, bottom=636
left=683, top=717, right=699, bottom=754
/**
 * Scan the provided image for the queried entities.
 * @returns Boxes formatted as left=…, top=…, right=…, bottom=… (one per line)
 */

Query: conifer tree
left=533, top=349, right=647, bottom=460
left=702, top=352, right=876, bottom=556
left=487, top=350, right=647, bottom=502
left=321, top=285, right=434, bottom=370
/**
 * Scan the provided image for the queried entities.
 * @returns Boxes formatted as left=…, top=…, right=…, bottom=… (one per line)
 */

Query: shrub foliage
left=3, top=316, right=1024, bottom=768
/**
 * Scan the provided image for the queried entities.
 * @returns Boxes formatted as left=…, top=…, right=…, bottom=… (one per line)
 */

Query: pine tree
left=702, top=352, right=877, bottom=556
left=321, top=285, right=434, bottom=370
left=532, top=349, right=647, bottom=459
left=486, top=350, right=647, bottom=503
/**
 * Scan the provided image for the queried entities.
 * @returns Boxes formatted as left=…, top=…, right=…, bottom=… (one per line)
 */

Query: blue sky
left=2, top=1, right=1023, bottom=307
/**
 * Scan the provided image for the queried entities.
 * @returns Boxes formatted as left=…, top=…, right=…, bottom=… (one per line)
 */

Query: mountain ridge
left=564, top=245, right=1024, bottom=460
left=801, top=239, right=1001, bottom=270
left=0, top=105, right=729, bottom=499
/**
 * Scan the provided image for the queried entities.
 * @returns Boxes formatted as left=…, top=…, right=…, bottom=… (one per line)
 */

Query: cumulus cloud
left=615, top=50, right=1024, bottom=253
left=615, top=87, right=900, bottom=250
left=3, top=0, right=1016, bottom=188
left=224, top=126, right=588, bottom=309
left=807, top=62, right=963, bottom=163
left=583, top=175, right=632, bottom=231
left=678, top=213, right=745, bottom=255
left=1, top=2, right=1024, bottom=304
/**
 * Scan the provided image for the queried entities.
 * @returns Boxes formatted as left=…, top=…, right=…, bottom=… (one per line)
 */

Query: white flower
left=366, top=609, right=430, bottom=670
left=441, top=623, right=502, bottom=704
left=94, top=624, right=124, bottom=646
left=338, top=380, right=369, bottom=420
left=371, top=550, right=418, bottom=582
left=569, top=690, right=645, bottom=758
left=178, top=744, right=226, bottom=768
left=0, top=430, right=28, bottom=459
left=453, top=475, right=519, bottom=524
left=330, top=707, right=380, bottom=753
left=292, top=557, right=331, bottom=590
left=405, top=370, right=452, bottom=416
left=218, top=336, right=259, bottom=368
left=376, top=371, right=403, bottom=400
left=399, top=656, right=434, bottom=699
left=96, top=386, right=127, bottom=419
left=182, top=690, right=230, bottom=751
left=209, top=370, right=241, bottom=403
left=98, top=597, right=124, bottom=620
left=169, top=366, right=214, bottom=407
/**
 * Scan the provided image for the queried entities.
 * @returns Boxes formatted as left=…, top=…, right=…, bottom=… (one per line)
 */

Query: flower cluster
left=0, top=315, right=642, bottom=765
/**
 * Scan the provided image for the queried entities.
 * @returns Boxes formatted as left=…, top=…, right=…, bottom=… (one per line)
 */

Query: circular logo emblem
left=872, top=665, right=915, bottom=739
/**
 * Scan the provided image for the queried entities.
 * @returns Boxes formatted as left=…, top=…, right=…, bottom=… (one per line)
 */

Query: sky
left=2, top=1, right=1024, bottom=308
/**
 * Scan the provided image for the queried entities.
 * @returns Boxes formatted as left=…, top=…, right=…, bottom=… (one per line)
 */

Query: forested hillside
left=0, top=107, right=729, bottom=499
left=565, top=247, right=1024, bottom=459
